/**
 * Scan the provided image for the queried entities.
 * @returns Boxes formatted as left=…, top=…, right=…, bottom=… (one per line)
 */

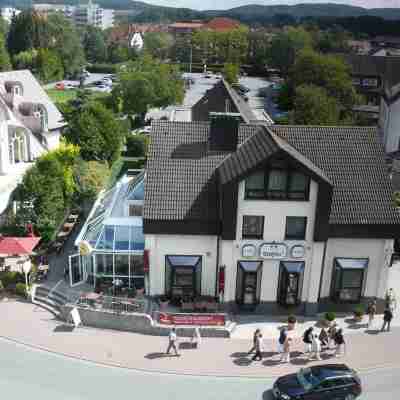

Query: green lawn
left=46, top=89, right=78, bottom=104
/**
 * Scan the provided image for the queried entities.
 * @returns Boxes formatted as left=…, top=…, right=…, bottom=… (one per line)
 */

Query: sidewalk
left=0, top=300, right=399, bottom=378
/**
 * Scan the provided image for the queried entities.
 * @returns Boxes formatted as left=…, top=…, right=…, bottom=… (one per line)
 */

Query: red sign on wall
left=158, top=312, right=226, bottom=326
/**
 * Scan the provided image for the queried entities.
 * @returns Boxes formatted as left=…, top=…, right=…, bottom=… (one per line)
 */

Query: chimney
left=209, top=112, right=241, bottom=152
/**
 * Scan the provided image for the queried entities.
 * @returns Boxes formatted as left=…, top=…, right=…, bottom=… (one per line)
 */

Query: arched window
left=33, top=104, right=48, bottom=132
left=9, top=130, right=27, bottom=164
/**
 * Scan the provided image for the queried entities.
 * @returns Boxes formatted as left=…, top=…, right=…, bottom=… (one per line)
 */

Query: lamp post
left=22, top=260, right=32, bottom=299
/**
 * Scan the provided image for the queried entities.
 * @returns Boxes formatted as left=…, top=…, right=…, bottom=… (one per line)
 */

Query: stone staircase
left=31, top=284, right=76, bottom=318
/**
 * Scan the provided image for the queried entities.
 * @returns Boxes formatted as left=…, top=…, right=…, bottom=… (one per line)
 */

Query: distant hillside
left=2, top=1, right=400, bottom=22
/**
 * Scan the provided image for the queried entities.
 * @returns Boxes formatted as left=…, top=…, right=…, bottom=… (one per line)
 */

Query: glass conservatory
left=71, top=172, right=146, bottom=292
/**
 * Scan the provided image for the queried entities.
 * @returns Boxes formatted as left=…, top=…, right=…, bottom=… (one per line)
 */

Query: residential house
left=0, top=70, right=64, bottom=214
left=202, top=17, right=241, bottom=32
left=143, top=118, right=400, bottom=315
left=344, top=54, right=400, bottom=105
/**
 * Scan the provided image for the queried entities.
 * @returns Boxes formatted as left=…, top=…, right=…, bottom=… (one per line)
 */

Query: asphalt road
left=0, top=337, right=398, bottom=400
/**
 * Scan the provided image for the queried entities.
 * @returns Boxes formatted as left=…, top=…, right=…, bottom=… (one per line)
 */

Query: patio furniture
left=181, top=300, right=194, bottom=312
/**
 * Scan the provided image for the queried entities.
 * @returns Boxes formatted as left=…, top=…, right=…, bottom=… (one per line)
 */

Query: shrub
left=0, top=271, right=24, bottom=288
left=86, top=63, right=118, bottom=74
left=125, top=135, right=148, bottom=157
left=353, top=305, right=364, bottom=318
left=325, top=311, right=336, bottom=322
left=15, top=283, right=27, bottom=297
left=288, top=315, right=297, bottom=324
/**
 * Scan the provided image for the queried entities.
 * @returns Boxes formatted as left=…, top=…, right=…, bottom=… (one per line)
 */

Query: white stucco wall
left=218, top=179, right=322, bottom=304
left=42, top=129, right=61, bottom=151
left=380, top=98, right=400, bottom=154
left=146, top=234, right=218, bottom=296
left=320, top=238, right=394, bottom=300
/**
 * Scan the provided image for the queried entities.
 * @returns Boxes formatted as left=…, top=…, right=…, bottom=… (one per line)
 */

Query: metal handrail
left=77, top=294, right=146, bottom=314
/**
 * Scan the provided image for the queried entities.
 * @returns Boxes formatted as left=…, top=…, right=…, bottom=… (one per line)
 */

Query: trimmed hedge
left=86, top=63, right=119, bottom=74
left=15, top=283, right=27, bottom=297
left=0, top=271, right=24, bottom=288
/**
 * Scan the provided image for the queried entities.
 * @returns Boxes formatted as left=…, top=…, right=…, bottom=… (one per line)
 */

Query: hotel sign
left=241, top=244, right=257, bottom=258
left=259, top=243, right=287, bottom=259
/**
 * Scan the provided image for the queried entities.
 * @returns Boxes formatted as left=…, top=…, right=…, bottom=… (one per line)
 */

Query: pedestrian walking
left=367, top=299, right=377, bottom=329
left=312, top=334, right=322, bottom=360
left=302, top=327, right=314, bottom=357
left=166, top=327, right=180, bottom=356
left=278, top=327, right=288, bottom=355
left=281, top=337, right=292, bottom=363
left=381, top=307, right=393, bottom=332
left=319, top=328, right=329, bottom=350
left=386, top=288, right=397, bottom=314
left=328, top=322, right=338, bottom=349
left=191, top=326, right=202, bottom=348
left=248, top=328, right=261, bottom=355
left=64, top=266, right=69, bottom=282
left=252, top=332, right=263, bottom=361
left=334, top=329, right=346, bottom=357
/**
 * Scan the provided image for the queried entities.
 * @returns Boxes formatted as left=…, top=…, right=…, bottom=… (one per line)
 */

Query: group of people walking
left=366, top=288, right=397, bottom=332
left=248, top=323, right=346, bottom=364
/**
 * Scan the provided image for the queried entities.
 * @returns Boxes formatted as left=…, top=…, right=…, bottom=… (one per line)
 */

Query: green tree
left=47, top=14, right=86, bottom=77
left=293, top=84, right=341, bottom=125
left=267, top=27, right=313, bottom=77
left=63, top=100, right=126, bottom=164
left=0, top=35, right=11, bottom=71
left=74, top=159, right=110, bottom=202
left=36, top=48, right=64, bottom=83
left=114, top=55, right=184, bottom=119
left=223, top=63, right=239, bottom=85
left=7, top=10, right=51, bottom=56
left=143, top=32, right=174, bottom=60
left=13, top=49, right=37, bottom=70
left=82, top=26, right=107, bottom=63
left=292, top=48, right=359, bottom=109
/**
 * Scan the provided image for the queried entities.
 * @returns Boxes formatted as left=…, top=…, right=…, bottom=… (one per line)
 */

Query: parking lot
left=45, top=73, right=114, bottom=93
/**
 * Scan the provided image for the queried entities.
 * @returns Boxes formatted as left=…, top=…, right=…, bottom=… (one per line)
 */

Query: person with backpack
left=381, top=306, right=393, bottom=332
left=367, top=299, right=377, bottom=329
left=166, top=327, right=180, bottom=356
left=319, top=328, right=329, bottom=350
left=334, top=328, right=346, bottom=357
left=302, top=327, right=314, bottom=357
left=278, top=327, right=287, bottom=355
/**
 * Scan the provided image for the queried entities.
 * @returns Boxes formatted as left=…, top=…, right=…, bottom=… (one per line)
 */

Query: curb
left=0, top=332, right=398, bottom=380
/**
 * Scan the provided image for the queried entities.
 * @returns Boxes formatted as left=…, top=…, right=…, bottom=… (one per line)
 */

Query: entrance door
left=242, top=272, right=258, bottom=305
left=277, top=261, right=305, bottom=306
left=69, top=254, right=86, bottom=287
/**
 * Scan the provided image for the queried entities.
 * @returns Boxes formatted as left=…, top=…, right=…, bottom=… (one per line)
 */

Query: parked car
left=101, top=77, right=113, bottom=86
left=55, top=82, right=64, bottom=90
left=64, top=83, right=76, bottom=90
left=139, top=125, right=151, bottom=134
left=272, top=365, right=362, bottom=400
left=82, top=69, right=90, bottom=78
left=95, top=84, right=111, bottom=92
left=232, top=83, right=250, bottom=93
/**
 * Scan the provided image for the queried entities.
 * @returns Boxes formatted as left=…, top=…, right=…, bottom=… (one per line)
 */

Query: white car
left=102, top=78, right=112, bottom=86
left=96, top=84, right=111, bottom=93
left=64, top=83, right=76, bottom=90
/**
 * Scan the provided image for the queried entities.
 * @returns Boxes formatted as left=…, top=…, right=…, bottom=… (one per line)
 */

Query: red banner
left=158, top=312, right=226, bottom=326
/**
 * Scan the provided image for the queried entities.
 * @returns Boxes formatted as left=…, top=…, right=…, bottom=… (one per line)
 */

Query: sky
left=144, top=0, right=400, bottom=11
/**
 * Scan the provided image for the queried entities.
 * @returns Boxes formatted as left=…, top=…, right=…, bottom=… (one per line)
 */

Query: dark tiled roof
left=144, top=121, right=400, bottom=227
left=344, top=54, right=400, bottom=89
left=218, top=124, right=331, bottom=185
left=191, top=79, right=256, bottom=123
left=144, top=121, right=226, bottom=222
left=271, top=125, right=400, bottom=225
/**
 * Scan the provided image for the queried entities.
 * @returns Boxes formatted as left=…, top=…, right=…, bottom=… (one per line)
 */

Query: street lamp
left=22, top=260, right=31, bottom=299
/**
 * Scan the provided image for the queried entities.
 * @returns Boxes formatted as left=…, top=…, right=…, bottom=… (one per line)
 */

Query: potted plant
left=353, top=305, right=364, bottom=322
left=287, top=315, right=297, bottom=330
left=324, top=311, right=336, bottom=327
left=159, top=295, right=169, bottom=310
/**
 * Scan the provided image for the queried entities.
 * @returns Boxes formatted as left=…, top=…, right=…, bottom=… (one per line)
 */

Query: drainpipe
left=215, top=234, right=220, bottom=298
left=317, top=241, right=328, bottom=302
